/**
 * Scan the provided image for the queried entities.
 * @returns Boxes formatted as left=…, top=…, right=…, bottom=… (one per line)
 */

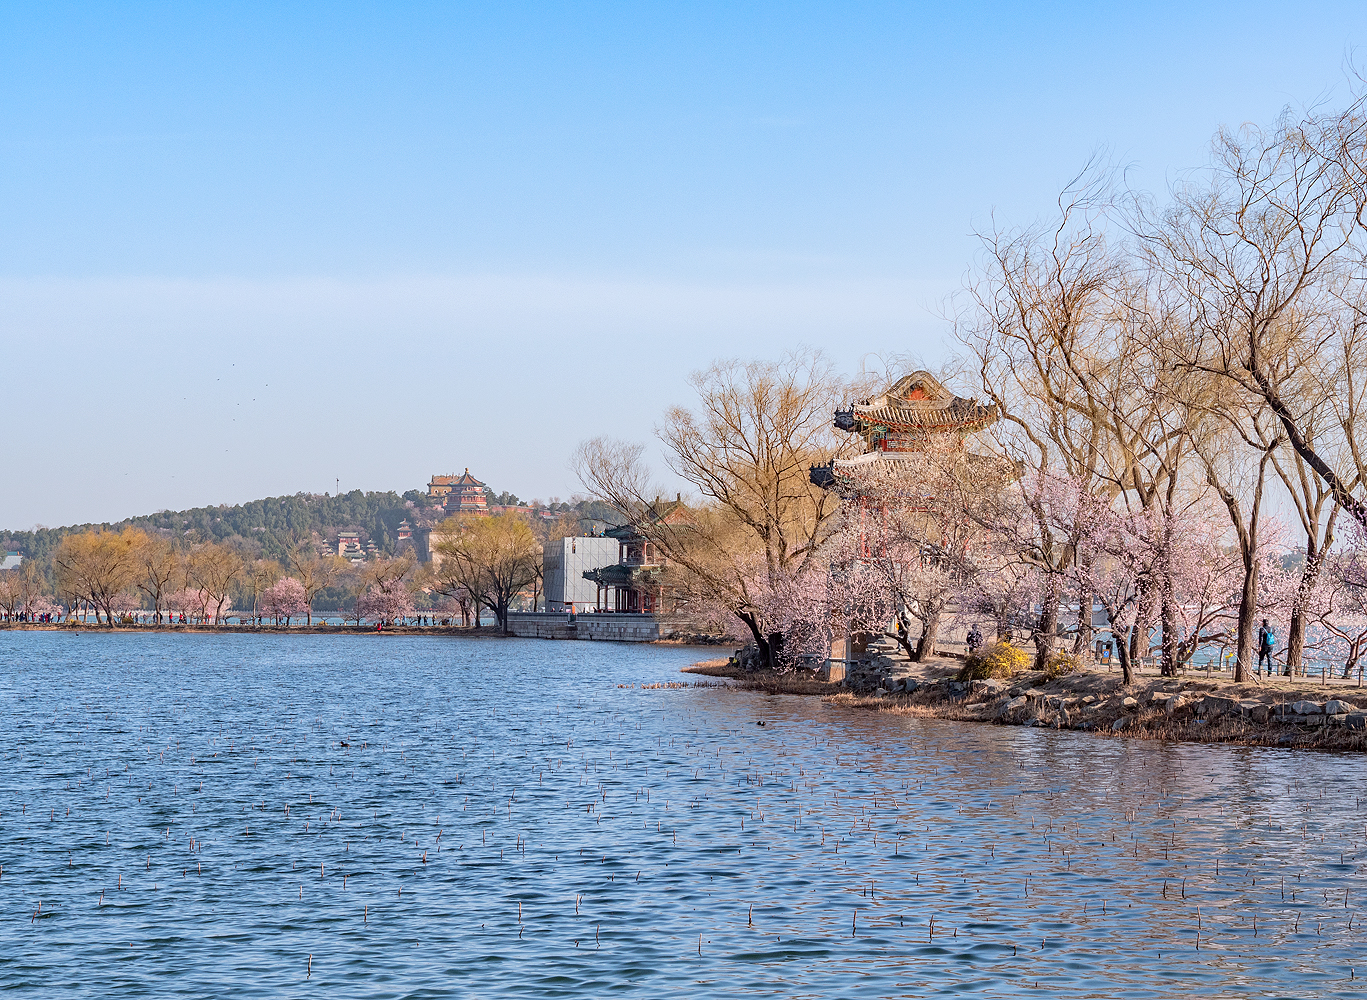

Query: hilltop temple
left=427, top=469, right=489, bottom=514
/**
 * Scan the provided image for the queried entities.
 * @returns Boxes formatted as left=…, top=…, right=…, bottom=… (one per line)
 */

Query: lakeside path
left=687, top=651, right=1367, bottom=751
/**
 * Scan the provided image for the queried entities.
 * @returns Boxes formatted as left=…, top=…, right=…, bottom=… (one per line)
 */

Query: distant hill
left=0, top=489, right=623, bottom=590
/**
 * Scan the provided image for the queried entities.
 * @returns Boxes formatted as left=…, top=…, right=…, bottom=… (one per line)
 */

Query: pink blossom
left=261, top=577, right=309, bottom=626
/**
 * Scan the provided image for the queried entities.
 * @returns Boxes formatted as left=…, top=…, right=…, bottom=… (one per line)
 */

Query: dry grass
left=682, top=661, right=843, bottom=695
left=685, top=658, right=733, bottom=672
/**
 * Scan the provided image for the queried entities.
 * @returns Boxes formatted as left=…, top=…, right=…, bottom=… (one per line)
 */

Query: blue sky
left=3, top=2, right=1365, bottom=527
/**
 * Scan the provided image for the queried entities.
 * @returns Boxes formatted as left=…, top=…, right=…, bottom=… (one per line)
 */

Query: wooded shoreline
left=0, top=621, right=505, bottom=637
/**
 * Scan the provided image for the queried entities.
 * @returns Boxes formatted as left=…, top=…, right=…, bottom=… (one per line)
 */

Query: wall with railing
left=504, top=611, right=684, bottom=642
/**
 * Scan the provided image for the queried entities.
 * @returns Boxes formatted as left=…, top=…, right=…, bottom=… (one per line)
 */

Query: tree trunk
left=767, top=631, right=784, bottom=671
left=1159, top=592, right=1179, bottom=677
left=887, top=620, right=916, bottom=661
left=914, top=604, right=943, bottom=662
left=1287, top=546, right=1327, bottom=674
left=737, top=611, right=773, bottom=672
left=1072, top=582, right=1093, bottom=656
left=1130, top=595, right=1153, bottom=666
left=1233, top=557, right=1258, bottom=684
left=1033, top=574, right=1061, bottom=671
left=1116, top=626, right=1134, bottom=686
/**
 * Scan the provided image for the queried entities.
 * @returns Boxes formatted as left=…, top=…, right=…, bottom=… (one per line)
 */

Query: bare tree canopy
left=432, top=514, right=540, bottom=633
left=575, top=348, right=855, bottom=668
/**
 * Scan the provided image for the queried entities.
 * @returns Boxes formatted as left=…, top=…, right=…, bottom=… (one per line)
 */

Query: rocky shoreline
left=688, top=650, right=1367, bottom=751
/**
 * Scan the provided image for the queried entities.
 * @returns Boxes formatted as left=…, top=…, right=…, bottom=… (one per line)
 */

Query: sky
left=3, top=1, right=1367, bottom=529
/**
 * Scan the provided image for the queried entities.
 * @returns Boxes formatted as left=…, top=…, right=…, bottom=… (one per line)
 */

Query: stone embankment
left=838, top=672, right=1367, bottom=749
left=692, top=646, right=1367, bottom=750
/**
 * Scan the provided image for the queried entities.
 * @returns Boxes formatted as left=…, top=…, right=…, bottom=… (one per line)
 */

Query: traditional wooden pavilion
left=810, top=372, right=998, bottom=488
left=808, top=372, right=1002, bottom=668
left=581, top=497, right=685, bottom=613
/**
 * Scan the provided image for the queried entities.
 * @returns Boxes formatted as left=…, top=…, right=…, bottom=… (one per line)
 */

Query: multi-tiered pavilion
left=810, top=372, right=998, bottom=488
left=427, top=469, right=489, bottom=514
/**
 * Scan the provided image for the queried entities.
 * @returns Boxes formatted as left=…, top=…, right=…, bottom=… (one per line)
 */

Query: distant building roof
left=431, top=469, right=486, bottom=488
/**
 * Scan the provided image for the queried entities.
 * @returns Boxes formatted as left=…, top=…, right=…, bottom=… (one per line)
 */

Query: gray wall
left=505, top=611, right=683, bottom=642
left=542, top=536, right=620, bottom=611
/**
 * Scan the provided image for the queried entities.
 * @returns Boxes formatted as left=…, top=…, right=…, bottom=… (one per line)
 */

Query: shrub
left=958, top=641, right=1029, bottom=681
left=1044, top=650, right=1084, bottom=678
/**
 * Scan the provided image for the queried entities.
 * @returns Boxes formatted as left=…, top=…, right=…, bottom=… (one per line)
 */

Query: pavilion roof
left=844, top=372, right=996, bottom=432
left=430, top=468, right=486, bottom=488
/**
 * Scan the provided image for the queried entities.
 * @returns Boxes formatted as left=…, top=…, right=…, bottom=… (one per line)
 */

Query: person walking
left=1257, top=619, right=1276, bottom=677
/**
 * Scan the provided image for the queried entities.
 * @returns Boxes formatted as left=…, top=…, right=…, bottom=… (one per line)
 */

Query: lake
left=1, top=631, right=1365, bottom=997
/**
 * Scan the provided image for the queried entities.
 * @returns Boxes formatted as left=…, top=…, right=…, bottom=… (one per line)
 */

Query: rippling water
left=2, top=632, right=1367, bottom=997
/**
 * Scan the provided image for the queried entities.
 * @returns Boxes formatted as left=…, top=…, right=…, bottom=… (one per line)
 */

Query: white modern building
left=542, top=536, right=619, bottom=612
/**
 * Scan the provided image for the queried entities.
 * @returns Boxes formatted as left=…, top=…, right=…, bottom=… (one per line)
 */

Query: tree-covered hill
left=1, top=489, right=622, bottom=589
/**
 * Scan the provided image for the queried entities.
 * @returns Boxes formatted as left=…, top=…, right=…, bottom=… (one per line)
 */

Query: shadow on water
left=1, top=631, right=1366, bottom=997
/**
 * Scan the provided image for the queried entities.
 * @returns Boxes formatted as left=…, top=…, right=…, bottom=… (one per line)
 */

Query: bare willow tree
left=956, top=170, right=1134, bottom=671
left=55, top=529, right=142, bottom=624
left=432, top=515, right=538, bottom=633
left=133, top=533, right=180, bottom=624
left=0, top=568, right=23, bottom=618
left=575, top=349, right=853, bottom=670
left=288, top=544, right=346, bottom=626
left=1183, top=395, right=1281, bottom=683
left=1270, top=421, right=1346, bottom=672
left=1138, top=96, right=1367, bottom=535
left=187, top=542, right=244, bottom=624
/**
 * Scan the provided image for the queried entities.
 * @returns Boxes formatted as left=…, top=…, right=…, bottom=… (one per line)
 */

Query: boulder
left=873, top=688, right=888, bottom=696
left=1325, top=699, right=1356, bottom=715
left=1080, top=695, right=1097, bottom=705
left=903, top=678, right=921, bottom=694
left=1347, top=713, right=1367, bottom=731
left=1023, top=688, right=1046, bottom=700
left=1244, top=703, right=1270, bottom=724
left=1121, top=696, right=1139, bottom=709
left=971, top=678, right=1004, bottom=696
left=947, top=681, right=967, bottom=697
left=735, top=644, right=764, bottom=672
left=998, top=696, right=1029, bottom=718
left=1165, top=693, right=1194, bottom=714
left=1112, top=716, right=1132, bottom=732
left=1197, top=696, right=1241, bottom=718
left=1290, top=700, right=1325, bottom=716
